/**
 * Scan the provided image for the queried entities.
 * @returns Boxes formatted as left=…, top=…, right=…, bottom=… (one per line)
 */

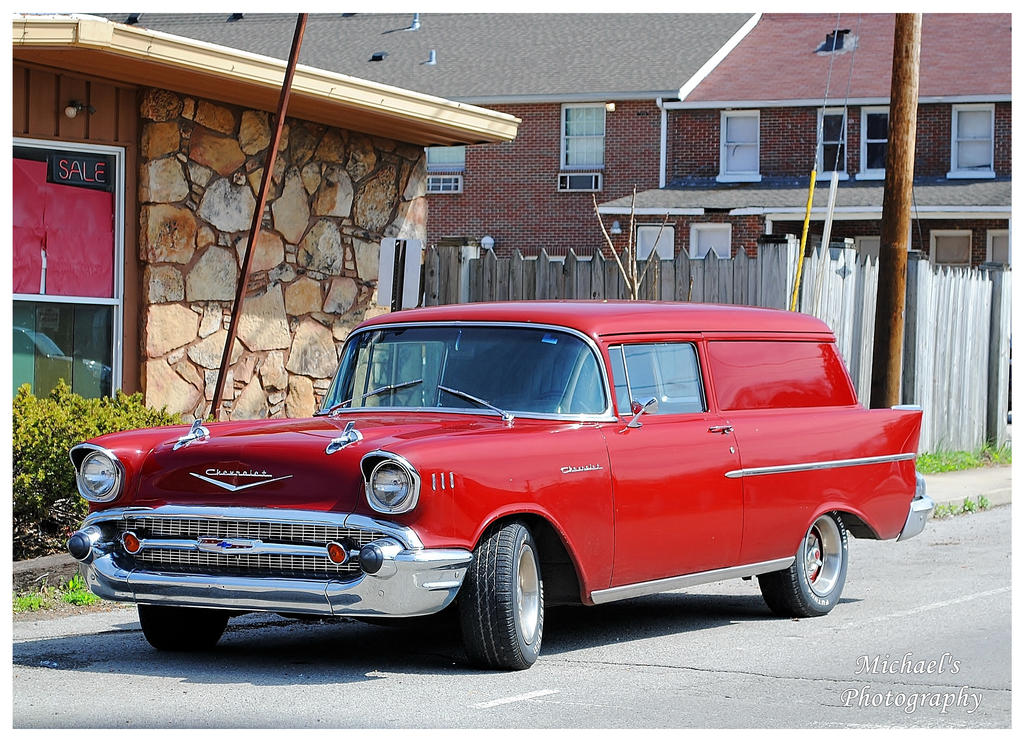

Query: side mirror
left=626, top=397, right=658, bottom=428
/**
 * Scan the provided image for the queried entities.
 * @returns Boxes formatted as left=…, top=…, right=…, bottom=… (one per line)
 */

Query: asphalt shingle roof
left=98, top=13, right=754, bottom=102
left=600, top=178, right=1011, bottom=211
left=685, top=13, right=1011, bottom=104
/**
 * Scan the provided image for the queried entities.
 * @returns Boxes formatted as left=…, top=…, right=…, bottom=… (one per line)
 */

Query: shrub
left=12, top=381, right=182, bottom=560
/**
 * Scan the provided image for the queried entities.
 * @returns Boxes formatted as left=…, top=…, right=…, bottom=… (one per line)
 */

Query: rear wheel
left=758, top=512, right=848, bottom=617
left=138, top=604, right=229, bottom=651
left=458, top=521, right=544, bottom=670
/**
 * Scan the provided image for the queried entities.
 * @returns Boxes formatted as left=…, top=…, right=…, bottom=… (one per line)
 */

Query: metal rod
left=212, top=13, right=308, bottom=420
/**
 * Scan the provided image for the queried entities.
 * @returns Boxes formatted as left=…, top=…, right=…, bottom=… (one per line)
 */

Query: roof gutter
left=455, top=90, right=681, bottom=105
left=12, top=14, right=520, bottom=144
left=656, top=97, right=668, bottom=188
left=597, top=205, right=1010, bottom=219
left=665, top=94, right=1011, bottom=110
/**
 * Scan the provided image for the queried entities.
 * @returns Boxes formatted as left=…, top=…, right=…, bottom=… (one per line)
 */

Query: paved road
left=13, top=506, right=1010, bottom=728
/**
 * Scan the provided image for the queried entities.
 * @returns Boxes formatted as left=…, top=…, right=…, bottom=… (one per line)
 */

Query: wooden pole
left=212, top=14, right=307, bottom=420
left=869, top=13, right=921, bottom=408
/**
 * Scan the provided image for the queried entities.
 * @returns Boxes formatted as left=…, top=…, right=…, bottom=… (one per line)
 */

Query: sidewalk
left=922, top=465, right=1012, bottom=509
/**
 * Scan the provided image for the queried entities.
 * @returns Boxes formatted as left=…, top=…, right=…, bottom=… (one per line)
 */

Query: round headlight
left=366, top=457, right=419, bottom=514
left=78, top=450, right=121, bottom=502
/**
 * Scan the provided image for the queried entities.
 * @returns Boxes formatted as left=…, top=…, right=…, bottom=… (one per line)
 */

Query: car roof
left=357, top=301, right=834, bottom=339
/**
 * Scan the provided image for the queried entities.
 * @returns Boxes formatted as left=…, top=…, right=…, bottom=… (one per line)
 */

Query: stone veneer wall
left=137, top=88, right=427, bottom=421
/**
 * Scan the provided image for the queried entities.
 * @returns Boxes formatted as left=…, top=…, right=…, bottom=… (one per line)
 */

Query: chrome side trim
left=724, top=452, right=917, bottom=479
left=81, top=506, right=423, bottom=550
left=591, top=557, right=795, bottom=605
left=323, top=321, right=617, bottom=422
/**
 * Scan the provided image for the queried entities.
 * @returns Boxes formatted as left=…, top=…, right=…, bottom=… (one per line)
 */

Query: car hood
left=120, top=412, right=502, bottom=512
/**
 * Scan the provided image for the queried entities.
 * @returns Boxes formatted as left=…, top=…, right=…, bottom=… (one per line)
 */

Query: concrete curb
left=12, top=552, right=82, bottom=593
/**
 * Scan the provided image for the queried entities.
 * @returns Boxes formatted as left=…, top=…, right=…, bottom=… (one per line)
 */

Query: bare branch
left=592, top=193, right=630, bottom=286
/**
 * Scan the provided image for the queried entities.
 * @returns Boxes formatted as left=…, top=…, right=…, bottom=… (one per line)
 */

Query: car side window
left=608, top=342, right=706, bottom=415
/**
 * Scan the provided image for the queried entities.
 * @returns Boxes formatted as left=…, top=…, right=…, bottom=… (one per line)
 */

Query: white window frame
left=857, top=106, right=889, bottom=180
left=425, top=174, right=463, bottom=194
left=948, top=103, right=995, bottom=179
left=560, top=103, right=606, bottom=171
left=987, top=228, right=1010, bottom=265
left=636, top=225, right=675, bottom=261
left=13, top=137, right=125, bottom=393
left=817, top=107, right=849, bottom=178
left=718, top=110, right=761, bottom=183
left=689, top=223, right=732, bottom=259
left=929, top=229, right=973, bottom=267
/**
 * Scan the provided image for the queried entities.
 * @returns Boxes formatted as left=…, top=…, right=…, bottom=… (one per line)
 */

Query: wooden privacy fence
left=420, top=242, right=1010, bottom=452
left=423, top=242, right=796, bottom=309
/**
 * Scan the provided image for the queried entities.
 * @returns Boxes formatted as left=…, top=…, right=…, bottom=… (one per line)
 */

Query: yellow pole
left=789, top=169, right=817, bottom=311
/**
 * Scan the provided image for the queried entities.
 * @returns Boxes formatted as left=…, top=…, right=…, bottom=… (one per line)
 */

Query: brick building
left=99, top=13, right=757, bottom=258
left=91, top=13, right=1011, bottom=267
left=598, top=13, right=1011, bottom=266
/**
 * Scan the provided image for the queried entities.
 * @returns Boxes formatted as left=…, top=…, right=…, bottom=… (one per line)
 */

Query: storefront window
left=12, top=142, right=121, bottom=397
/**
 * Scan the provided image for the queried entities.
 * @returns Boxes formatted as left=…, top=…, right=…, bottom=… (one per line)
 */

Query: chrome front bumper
left=71, top=506, right=472, bottom=617
left=897, top=473, right=934, bottom=542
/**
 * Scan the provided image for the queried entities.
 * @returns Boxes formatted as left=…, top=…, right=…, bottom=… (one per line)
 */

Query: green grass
left=931, top=495, right=992, bottom=519
left=917, top=443, right=1012, bottom=474
left=12, top=573, right=100, bottom=613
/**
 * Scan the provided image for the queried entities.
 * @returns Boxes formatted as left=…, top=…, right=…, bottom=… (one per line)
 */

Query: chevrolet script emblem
left=190, top=468, right=293, bottom=492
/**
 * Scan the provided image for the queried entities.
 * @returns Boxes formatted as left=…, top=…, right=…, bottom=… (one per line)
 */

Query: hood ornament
left=173, top=419, right=210, bottom=451
left=326, top=421, right=363, bottom=455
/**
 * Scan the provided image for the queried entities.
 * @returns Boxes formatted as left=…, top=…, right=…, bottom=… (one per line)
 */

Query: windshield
left=322, top=325, right=608, bottom=418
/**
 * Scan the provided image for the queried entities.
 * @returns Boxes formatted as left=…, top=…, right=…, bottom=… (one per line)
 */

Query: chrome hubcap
left=804, top=516, right=842, bottom=596
left=516, top=542, right=540, bottom=645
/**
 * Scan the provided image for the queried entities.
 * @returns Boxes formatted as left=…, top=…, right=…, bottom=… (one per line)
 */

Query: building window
left=987, top=229, right=1010, bottom=265
left=817, top=108, right=848, bottom=176
left=425, top=146, right=465, bottom=194
left=13, top=139, right=123, bottom=397
left=689, top=223, right=731, bottom=259
left=561, top=104, right=605, bottom=170
left=930, top=230, right=972, bottom=266
left=949, top=104, right=995, bottom=178
left=636, top=225, right=675, bottom=261
left=858, top=107, right=889, bottom=179
left=718, top=111, right=760, bottom=182
left=426, top=174, right=463, bottom=194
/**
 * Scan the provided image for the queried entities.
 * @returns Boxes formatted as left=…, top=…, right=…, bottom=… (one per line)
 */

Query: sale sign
left=47, top=152, right=112, bottom=191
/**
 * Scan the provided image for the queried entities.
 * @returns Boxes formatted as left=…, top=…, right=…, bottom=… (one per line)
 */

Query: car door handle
left=708, top=425, right=733, bottom=435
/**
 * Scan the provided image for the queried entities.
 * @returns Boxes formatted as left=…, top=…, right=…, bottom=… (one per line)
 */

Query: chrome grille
left=125, top=517, right=383, bottom=546
left=119, top=516, right=388, bottom=579
left=136, top=548, right=358, bottom=577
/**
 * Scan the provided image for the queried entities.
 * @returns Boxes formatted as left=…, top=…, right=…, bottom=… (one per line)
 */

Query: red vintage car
left=68, top=302, right=932, bottom=670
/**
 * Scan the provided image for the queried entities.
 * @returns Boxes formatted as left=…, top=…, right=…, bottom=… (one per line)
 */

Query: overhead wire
left=813, top=14, right=864, bottom=315
left=790, top=13, right=844, bottom=311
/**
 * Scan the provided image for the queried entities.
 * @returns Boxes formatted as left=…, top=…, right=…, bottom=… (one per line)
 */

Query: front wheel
left=758, top=512, right=849, bottom=617
left=138, top=604, right=229, bottom=651
left=458, top=521, right=544, bottom=670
